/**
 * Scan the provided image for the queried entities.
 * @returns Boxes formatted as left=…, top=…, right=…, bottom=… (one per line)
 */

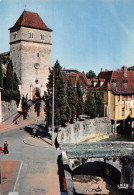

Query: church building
left=9, top=10, right=52, bottom=100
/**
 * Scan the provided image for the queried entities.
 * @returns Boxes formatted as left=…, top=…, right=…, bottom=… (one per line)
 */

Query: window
left=37, top=53, right=39, bottom=57
left=35, top=80, right=38, bottom=84
left=14, top=33, right=16, bottom=39
left=41, top=34, right=45, bottom=40
left=123, top=80, right=128, bottom=88
left=122, top=108, right=125, bottom=116
left=128, top=95, right=132, bottom=101
left=130, top=108, right=132, bottom=115
left=122, top=95, right=132, bottom=101
left=118, top=96, right=120, bottom=101
left=30, top=32, right=34, bottom=39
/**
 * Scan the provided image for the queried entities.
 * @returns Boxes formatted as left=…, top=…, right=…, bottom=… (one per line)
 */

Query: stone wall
left=58, top=117, right=111, bottom=144
left=2, top=100, right=17, bottom=122
left=27, top=100, right=45, bottom=120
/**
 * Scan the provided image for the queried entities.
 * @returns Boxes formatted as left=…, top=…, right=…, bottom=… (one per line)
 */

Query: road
left=0, top=120, right=61, bottom=195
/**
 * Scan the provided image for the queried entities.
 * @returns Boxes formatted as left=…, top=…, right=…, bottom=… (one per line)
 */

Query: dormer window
left=92, top=79, right=98, bottom=87
left=111, top=79, right=117, bottom=88
left=99, top=79, right=105, bottom=87
left=123, top=79, right=128, bottom=88
left=30, top=32, right=34, bottom=39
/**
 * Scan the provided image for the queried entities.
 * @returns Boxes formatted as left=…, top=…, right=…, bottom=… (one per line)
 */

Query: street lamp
left=52, top=70, right=54, bottom=146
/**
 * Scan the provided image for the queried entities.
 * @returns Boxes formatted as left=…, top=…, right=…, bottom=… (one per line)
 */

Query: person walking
left=4, top=141, right=8, bottom=154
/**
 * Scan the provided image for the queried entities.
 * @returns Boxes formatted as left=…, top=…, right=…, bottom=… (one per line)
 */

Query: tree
left=84, top=92, right=96, bottom=118
left=13, top=72, right=21, bottom=106
left=86, top=70, right=96, bottom=80
left=0, top=56, right=3, bottom=88
left=44, top=60, right=67, bottom=126
left=66, top=79, right=76, bottom=123
left=22, top=95, right=30, bottom=119
left=5, top=60, right=14, bottom=90
left=13, top=72, right=19, bottom=91
left=95, top=93, right=104, bottom=117
left=76, top=81, right=83, bottom=119
left=34, top=98, right=42, bottom=117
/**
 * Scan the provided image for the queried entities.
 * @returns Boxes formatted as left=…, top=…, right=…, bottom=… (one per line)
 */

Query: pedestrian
left=4, top=141, right=8, bottom=154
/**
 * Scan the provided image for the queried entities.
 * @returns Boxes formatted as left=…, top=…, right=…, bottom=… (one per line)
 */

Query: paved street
left=0, top=120, right=61, bottom=195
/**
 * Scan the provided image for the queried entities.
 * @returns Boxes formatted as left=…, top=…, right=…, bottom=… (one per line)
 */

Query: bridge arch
left=72, top=161, right=121, bottom=184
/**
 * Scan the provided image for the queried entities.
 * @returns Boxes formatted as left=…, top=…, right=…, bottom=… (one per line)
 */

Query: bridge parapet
left=60, top=142, right=134, bottom=151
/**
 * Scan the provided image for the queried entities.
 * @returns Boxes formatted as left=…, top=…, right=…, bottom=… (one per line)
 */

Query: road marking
left=8, top=193, right=19, bottom=195
left=13, top=161, right=23, bottom=192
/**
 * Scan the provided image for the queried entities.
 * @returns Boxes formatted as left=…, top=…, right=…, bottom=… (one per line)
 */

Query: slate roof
left=89, top=68, right=134, bottom=95
left=9, top=10, right=52, bottom=31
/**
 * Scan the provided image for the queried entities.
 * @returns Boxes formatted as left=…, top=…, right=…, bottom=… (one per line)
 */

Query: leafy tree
left=44, top=60, right=67, bottom=126
left=22, top=95, right=30, bottom=119
left=95, top=93, right=104, bottom=117
left=86, top=70, right=96, bottom=80
left=66, top=79, right=76, bottom=123
left=0, top=56, right=3, bottom=88
left=84, top=92, right=96, bottom=118
left=76, top=81, right=83, bottom=119
left=5, top=60, right=14, bottom=90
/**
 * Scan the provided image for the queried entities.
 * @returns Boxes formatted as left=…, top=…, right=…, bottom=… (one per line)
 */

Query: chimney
left=101, top=68, right=104, bottom=72
left=121, top=66, right=127, bottom=77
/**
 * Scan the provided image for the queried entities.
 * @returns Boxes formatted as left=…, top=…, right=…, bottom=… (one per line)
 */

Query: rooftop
left=9, top=10, right=52, bottom=31
left=89, top=67, right=134, bottom=94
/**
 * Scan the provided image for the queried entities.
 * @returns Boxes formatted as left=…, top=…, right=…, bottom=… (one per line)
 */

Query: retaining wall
left=58, top=117, right=111, bottom=144
left=2, top=100, right=17, bottom=122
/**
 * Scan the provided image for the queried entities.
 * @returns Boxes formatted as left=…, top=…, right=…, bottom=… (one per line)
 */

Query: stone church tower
left=9, top=10, right=52, bottom=100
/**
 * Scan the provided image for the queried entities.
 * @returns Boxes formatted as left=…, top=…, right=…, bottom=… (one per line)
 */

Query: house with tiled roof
left=61, top=69, right=90, bottom=92
left=89, top=66, right=134, bottom=132
left=7, top=10, right=52, bottom=101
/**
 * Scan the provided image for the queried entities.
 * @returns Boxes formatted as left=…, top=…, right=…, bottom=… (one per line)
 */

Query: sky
left=0, top=0, right=134, bottom=75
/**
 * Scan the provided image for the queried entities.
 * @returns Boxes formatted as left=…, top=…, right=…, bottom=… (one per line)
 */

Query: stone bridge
left=59, top=142, right=134, bottom=194
left=57, top=117, right=134, bottom=195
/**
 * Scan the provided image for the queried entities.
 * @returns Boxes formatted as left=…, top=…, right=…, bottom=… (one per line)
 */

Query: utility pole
left=0, top=161, right=1, bottom=184
left=52, top=70, right=54, bottom=146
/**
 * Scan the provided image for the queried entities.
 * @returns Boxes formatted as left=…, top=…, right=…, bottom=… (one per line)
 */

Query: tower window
left=30, top=32, right=34, bottom=39
left=14, top=33, right=17, bottom=39
left=37, top=53, right=39, bottom=57
left=41, top=34, right=45, bottom=40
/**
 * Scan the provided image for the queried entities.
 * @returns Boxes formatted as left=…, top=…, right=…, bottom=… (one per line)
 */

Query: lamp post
left=52, top=70, right=54, bottom=146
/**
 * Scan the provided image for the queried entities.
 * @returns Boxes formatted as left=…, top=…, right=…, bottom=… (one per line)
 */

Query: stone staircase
left=2, top=111, right=23, bottom=125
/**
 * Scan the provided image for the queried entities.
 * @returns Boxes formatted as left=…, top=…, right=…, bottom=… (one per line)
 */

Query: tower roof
left=9, top=10, right=52, bottom=31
